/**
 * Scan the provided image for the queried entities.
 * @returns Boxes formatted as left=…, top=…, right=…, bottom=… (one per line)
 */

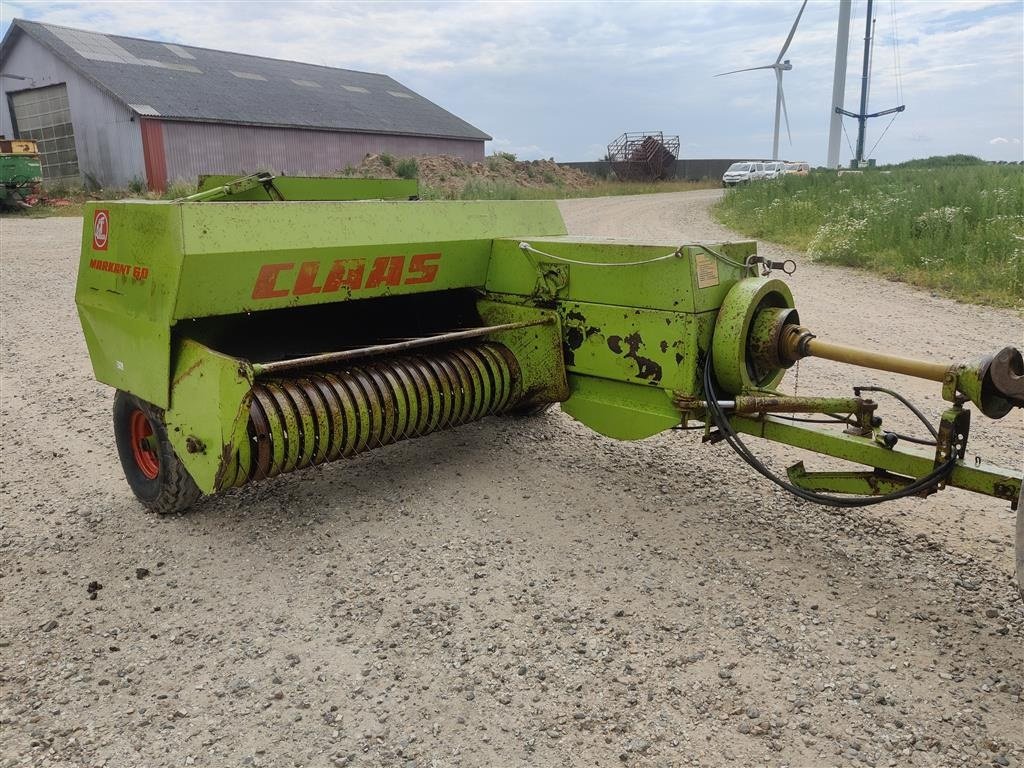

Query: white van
left=762, top=161, right=785, bottom=180
left=722, top=162, right=766, bottom=186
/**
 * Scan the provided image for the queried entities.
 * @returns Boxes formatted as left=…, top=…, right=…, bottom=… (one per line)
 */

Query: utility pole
left=826, top=0, right=852, bottom=169
left=835, top=0, right=905, bottom=167
left=854, top=0, right=874, bottom=164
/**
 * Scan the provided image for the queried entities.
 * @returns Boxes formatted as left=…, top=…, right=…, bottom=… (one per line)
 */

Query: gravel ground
left=1, top=190, right=1022, bottom=768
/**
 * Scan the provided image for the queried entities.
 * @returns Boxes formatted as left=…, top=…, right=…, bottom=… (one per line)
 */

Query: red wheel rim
left=129, top=409, right=160, bottom=480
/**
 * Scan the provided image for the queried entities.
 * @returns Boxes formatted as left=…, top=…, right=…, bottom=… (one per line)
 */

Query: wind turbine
left=715, top=0, right=808, bottom=161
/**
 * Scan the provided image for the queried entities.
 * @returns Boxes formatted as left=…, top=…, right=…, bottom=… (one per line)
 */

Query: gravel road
left=1, top=190, right=1022, bottom=768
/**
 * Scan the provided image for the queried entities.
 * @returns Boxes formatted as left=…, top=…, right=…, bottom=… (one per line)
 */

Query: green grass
left=713, top=165, right=1024, bottom=309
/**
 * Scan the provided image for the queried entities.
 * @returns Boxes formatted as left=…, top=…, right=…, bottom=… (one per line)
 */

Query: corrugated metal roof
left=2, top=19, right=491, bottom=141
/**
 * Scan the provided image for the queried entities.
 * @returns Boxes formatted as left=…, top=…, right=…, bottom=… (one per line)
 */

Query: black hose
left=853, top=385, right=939, bottom=439
left=702, top=362, right=956, bottom=508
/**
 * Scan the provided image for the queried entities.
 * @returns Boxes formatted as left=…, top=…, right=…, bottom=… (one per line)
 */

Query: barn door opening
left=8, top=83, right=79, bottom=184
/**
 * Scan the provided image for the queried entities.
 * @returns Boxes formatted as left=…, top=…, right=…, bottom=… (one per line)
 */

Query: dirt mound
left=349, top=153, right=597, bottom=196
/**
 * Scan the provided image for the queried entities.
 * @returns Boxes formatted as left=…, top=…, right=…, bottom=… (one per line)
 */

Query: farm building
left=0, top=19, right=490, bottom=190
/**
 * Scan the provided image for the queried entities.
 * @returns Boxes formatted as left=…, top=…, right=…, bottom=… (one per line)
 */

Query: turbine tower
left=827, top=0, right=853, bottom=168
left=715, top=0, right=808, bottom=161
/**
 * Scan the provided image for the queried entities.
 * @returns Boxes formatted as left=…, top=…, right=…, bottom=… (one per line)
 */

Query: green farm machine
left=75, top=173, right=1024, bottom=592
left=0, top=137, right=42, bottom=209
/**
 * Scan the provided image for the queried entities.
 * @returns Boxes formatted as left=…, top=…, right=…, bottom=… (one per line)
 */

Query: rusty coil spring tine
left=388, top=359, right=422, bottom=440
left=247, top=393, right=272, bottom=482
left=348, top=366, right=387, bottom=450
left=465, top=345, right=500, bottom=416
left=338, top=368, right=381, bottom=453
left=461, top=346, right=498, bottom=420
left=298, top=378, right=333, bottom=466
left=488, top=343, right=516, bottom=411
left=240, top=343, right=517, bottom=489
left=364, top=361, right=406, bottom=446
left=402, top=357, right=435, bottom=437
left=476, top=344, right=512, bottom=412
left=280, top=379, right=317, bottom=471
left=329, top=372, right=370, bottom=457
left=448, top=348, right=486, bottom=424
left=323, top=373, right=362, bottom=459
left=434, top=354, right=471, bottom=427
left=265, top=382, right=302, bottom=475
left=417, top=354, right=455, bottom=431
left=309, top=375, right=347, bottom=462
left=230, top=406, right=254, bottom=488
left=252, top=385, right=285, bottom=478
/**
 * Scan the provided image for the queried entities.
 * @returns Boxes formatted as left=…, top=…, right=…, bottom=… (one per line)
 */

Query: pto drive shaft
left=768, top=319, right=1024, bottom=419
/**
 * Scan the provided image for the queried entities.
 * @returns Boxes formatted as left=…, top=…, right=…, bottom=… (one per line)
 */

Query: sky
left=1, top=0, right=1022, bottom=166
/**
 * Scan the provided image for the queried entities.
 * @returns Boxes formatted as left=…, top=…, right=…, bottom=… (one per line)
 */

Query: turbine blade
left=714, top=64, right=776, bottom=77
left=776, top=0, right=809, bottom=62
left=779, top=77, right=793, bottom=145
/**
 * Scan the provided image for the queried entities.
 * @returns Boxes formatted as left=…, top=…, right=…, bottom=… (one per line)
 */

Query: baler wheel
left=113, top=391, right=201, bottom=514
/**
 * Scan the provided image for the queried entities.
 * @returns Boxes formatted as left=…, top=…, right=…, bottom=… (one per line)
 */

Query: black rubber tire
left=507, top=401, right=556, bottom=418
left=113, top=390, right=202, bottom=514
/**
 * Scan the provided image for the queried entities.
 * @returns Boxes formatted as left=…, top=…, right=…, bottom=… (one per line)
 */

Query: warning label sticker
left=92, top=209, right=109, bottom=251
left=694, top=251, right=720, bottom=289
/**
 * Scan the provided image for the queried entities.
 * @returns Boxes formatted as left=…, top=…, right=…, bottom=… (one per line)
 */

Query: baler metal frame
left=74, top=173, right=1024, bottom=593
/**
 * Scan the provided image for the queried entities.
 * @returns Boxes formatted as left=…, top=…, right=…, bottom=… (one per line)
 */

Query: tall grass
left=714, top=166, right=1024, bottom=309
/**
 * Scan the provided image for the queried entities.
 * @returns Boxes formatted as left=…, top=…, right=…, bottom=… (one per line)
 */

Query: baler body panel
left=76, top=202, right=186, bottom=408
left=486, top=238, right=754, bottom=312
left=173, top=201, right=566, bottom=316
left=76, top=199, right=568, bottom=407
left=484, top=235, right=754, bottom=438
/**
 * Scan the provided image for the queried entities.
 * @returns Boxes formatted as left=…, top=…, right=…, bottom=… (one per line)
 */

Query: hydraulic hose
left=701, top=361, right=956, bottom=508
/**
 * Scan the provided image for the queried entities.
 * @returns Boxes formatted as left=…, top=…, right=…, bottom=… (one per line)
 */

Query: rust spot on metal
left=172, top=358, right=204, bottom=387
left=608, top=332, right=663, bottom=383
left=566, top=326, right=585, bottom=352
left=565, top=310, right=586, bottom=324
left=213, top=441, right=235, bottom=490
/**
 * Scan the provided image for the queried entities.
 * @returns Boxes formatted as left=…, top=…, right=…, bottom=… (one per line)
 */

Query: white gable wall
left=1, top=32, right=146, bottom=188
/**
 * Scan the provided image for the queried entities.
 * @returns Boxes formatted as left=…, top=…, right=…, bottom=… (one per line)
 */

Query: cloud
left=1, top=1, right=1021, bottom=165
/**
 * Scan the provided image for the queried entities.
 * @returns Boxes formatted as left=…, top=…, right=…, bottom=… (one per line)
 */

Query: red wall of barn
left=157, top=120, right=485, bottom=184
left=140, top=118, right=167, bottom=192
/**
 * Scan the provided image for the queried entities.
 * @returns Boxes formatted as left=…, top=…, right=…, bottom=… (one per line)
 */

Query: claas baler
left=75, top=174, right=1024, bottom=591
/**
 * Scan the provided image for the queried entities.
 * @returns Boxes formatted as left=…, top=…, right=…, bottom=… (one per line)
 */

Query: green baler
left=75, top=174, right=1024, bottom=592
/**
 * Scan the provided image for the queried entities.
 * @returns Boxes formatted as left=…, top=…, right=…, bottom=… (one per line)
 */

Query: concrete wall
left=160, top=121, right=486, bottom=185
left=560, top=159, right=763, bottom=182
left=1, top=32, right=145, bottom=187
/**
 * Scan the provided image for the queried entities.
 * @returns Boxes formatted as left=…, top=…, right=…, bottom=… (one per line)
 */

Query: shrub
left=395, top=158, right=418, bottom=180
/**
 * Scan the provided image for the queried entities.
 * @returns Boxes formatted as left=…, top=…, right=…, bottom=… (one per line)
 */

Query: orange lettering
left=405, top=252, right=440, bottom=285
left=322, top=258, right=366, bottom=292
left=252, top=263, right=294, bottom=299
left=364, top=256, right=405, bottom=288
left=292, top=261, right=324, bottom=295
